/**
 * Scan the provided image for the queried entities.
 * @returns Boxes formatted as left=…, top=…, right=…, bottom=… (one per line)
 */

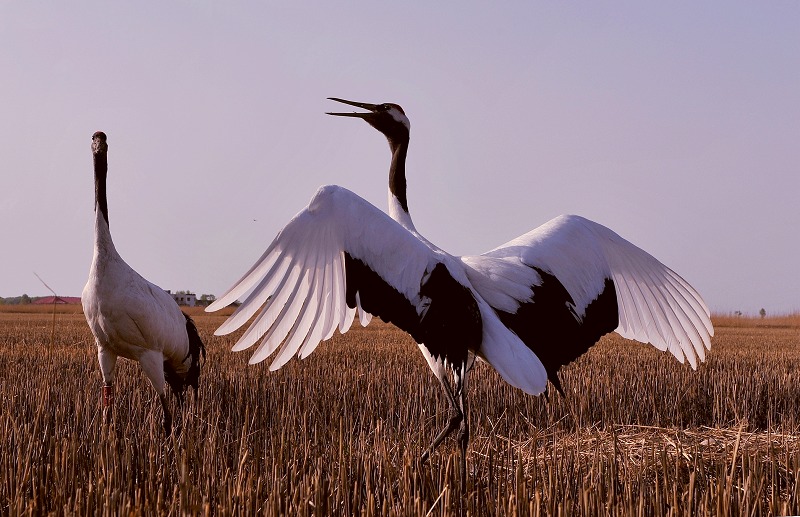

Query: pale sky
left=1, top=2, right=798, bottom=315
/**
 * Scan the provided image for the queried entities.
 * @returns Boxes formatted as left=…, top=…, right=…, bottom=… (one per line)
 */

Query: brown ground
left=1, top=304, right=799, bottom=515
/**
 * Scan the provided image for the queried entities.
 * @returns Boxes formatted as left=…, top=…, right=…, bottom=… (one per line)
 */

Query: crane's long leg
left=97, top=347, right=118, bottom=425
left=420, top=360, right=472, bottom=491
left=420, top=372, right=462, bottom=464
left=456, top=366, right=470, bottom=490
left=140, top=352, right=173, bottom=436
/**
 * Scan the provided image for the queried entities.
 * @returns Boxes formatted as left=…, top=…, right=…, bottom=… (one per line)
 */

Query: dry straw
left=1, top=307, right=799, bottom=515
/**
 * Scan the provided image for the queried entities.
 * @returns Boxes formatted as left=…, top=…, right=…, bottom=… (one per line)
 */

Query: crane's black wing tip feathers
left=183, top=312, right=206, bottom=390
left=345, top=248, right=617, bottom=389
left=418, top=263, right=482, bottom=366
left=496, top=267, right=618, bottom=386
left=344, top=255, right=482, bottom=368
left=549, top=375, right=565, bottom=397
left=344, top=252, right=421, bottom=333
left=164, top=312, right=207, bottom=398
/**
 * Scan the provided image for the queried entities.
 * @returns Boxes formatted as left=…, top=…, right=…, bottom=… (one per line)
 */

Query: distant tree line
left=197, top=294, right=216, bottom=306
left=0, top=295, right=33, bottom=305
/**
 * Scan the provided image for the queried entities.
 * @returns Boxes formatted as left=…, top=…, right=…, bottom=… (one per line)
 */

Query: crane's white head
left=327, top=97, right=410, bottom=150
left=92, top=131, right=108, bottom=155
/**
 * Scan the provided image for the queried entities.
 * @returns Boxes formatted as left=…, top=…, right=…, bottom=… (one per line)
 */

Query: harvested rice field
left=2, top=305, right=800, bottom=515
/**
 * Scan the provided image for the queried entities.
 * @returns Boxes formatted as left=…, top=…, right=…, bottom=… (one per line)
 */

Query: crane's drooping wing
left=206, top=185, right=482, bottom=371
left=462, top=214, right=713, bottom=388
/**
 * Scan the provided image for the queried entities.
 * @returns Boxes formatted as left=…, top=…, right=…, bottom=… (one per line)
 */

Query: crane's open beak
left=326, top=97, right=378, bottom=118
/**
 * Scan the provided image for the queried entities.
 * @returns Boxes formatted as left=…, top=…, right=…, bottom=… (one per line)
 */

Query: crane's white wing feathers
left=207, top=185, right=436, bottom=368
left=463, top=214, right=713, bottom=369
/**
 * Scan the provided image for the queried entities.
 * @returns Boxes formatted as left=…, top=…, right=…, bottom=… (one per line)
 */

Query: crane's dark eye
left=381, top=104, right=392, bottom=111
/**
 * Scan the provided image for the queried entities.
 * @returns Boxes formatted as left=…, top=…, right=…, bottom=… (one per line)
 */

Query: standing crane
left=206, top=99, right=713, bottom=485
left=82, top=131, right=206, bottom=436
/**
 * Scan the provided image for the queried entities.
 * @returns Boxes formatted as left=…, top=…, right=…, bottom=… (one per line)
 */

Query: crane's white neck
left=388, top=188, right=416, bottom=231
left=93, top=208, right=118, bottom=257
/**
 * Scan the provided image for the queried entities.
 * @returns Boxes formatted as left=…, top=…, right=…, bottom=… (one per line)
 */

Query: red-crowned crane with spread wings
left=207, top=98, right=713, bottom=486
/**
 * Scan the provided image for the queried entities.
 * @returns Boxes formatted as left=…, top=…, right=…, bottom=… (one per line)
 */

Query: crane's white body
left=82, top=213, right=191, bottom=389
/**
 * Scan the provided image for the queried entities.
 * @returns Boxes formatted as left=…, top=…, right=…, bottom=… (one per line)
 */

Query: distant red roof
left=33, top=296, right=82, bottom=305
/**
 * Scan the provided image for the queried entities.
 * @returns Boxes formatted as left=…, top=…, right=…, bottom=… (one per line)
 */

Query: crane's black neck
left=388, top=138, right=409, bottom=213
left=94, top=151, right=109, bottom=226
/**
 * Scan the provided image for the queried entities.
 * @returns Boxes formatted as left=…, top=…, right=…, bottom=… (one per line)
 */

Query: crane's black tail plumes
left=183, top=312, right=206, bottom=390
left=165, top=313, right=207, bottom=398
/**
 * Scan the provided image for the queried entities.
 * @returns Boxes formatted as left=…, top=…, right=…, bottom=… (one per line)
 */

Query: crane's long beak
left=326, top=97, right=378, bottom=117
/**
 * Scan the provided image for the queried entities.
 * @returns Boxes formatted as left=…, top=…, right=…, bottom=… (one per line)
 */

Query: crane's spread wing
left=462, top=214, right=713, bottom=386
left=206, top=185, right=482, bottom=371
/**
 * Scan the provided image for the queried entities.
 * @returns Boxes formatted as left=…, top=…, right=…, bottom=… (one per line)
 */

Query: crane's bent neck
left=388, top=139, right=416, bottom=231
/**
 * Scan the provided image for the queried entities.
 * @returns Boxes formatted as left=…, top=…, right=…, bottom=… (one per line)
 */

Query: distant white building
left=166, top=290, right=197, bottom=307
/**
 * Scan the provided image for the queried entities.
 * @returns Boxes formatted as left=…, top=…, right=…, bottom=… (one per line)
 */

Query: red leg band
left=103, top=385, right=114, bottom=407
